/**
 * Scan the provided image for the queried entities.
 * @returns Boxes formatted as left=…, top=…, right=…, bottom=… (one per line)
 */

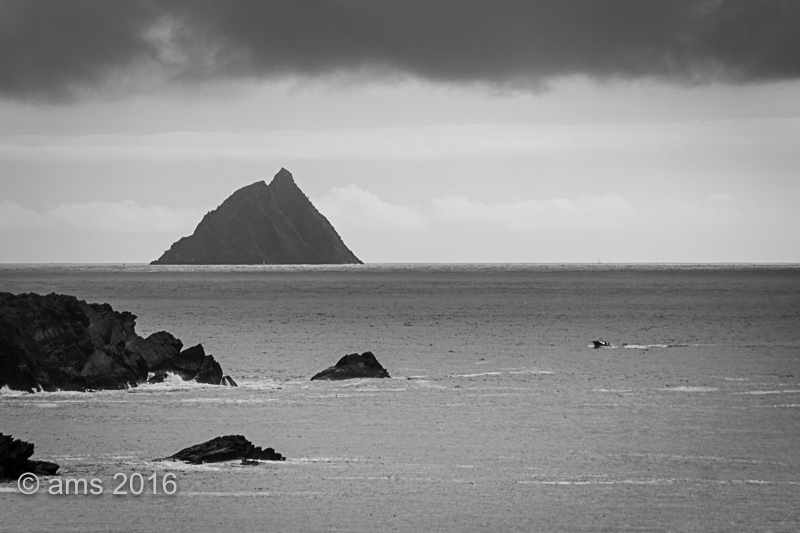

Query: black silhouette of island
left=151, top=168, right=361, bottom=265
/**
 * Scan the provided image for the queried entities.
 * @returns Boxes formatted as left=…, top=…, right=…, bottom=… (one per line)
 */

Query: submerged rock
left=167, top=435, right=285, bottom=464
left=0, top=433, right=59, bottom=481
left=151, top=168, right=361, bottom=265
left=0, top=292, right=235, bottom=392
left=310, top=351, right=390, bottom=381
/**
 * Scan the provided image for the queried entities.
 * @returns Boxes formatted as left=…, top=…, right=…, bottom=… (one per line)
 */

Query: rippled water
left=1, top=264, right=799, bottom=532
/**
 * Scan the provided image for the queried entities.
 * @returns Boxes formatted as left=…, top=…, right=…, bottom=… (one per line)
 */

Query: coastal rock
left=0, top=292, right=234, bottom=392
left=0, top=433, right=59, bottom=481
left=151, top=168, right=362, bottom=265
left=154, top=343, right=222, bottom=384
left=168, top=435, right=285, bottom=464
left=221, top=375, right=238, bottom=387
left=310, top=351, right=390, bottom=381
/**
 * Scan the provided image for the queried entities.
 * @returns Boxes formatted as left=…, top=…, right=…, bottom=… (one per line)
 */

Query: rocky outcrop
left=0, top=433, right=59, bottom=481
left=151, top=168, right=362, bottom=265
left=310, top=351, right=390, bottom=381
left=0, top=292, right=236, bottom=392
left=167, top=435, right=285, bottom=464
left=146, top=344, right=228, bottom=385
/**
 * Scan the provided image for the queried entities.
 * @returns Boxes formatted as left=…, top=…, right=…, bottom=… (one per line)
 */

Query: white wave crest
left=451, top=372, right=503, bottom=378
left=0, top=385, right=29, bottom=397
left=660, top=386, right=718, bottom=392
left=734, top=389, right=800, bottom=395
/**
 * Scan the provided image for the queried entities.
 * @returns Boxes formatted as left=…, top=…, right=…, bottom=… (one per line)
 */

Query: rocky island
left=151, top=168, right=361, bottom=265
left=167, top=435, right=285, bottom=464
left=0, top=292, right=236, bottom=392
left=311, top=351, right=391, bottom=381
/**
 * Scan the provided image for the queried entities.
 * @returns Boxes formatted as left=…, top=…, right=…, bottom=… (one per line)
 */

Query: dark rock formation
left=167, top=435, right=285, bottom=464
left=310, top=351, right=390, bottom=381
left=0, top=433, right=59, bottom=481
left=0, top=292, right=236, bottom=392
left=151, top=168, right=361, bottom=265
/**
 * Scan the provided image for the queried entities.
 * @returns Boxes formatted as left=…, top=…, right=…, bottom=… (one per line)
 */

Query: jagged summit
left=151, top=168, right=361, bottom=265
left=272, top=167, right=295, bottom=184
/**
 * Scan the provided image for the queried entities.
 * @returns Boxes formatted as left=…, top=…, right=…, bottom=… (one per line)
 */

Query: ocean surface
left=1, top=264, right=799, bottom=532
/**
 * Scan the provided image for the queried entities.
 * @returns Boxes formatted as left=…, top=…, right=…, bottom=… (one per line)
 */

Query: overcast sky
left=1, top=0, right=799, bottom=263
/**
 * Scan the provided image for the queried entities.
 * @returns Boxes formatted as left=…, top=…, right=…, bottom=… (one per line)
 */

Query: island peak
left=151, top=168, right=361, bottom=265
left=271, top=167, right=295, bottom=183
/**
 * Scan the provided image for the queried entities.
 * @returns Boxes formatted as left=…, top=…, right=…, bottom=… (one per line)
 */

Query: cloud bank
left=310, top=184, right=751, bottom=262
left=431, top=194, right=636, bottom=232
left=2, top=0, right=799, bottom=101
left=314, top=185, right=740, bottom=236
left=0, top=200, right=204, bottom=233
left=3, top=119, right=798, bottom=161
left=316, top=185, right=426, bottom=231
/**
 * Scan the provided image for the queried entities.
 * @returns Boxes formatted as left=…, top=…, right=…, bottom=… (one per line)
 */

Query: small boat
left=592, top=340, right=611, bottom=348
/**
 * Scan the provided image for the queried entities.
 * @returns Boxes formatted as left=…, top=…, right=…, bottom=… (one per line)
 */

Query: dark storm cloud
left=2, top=0, right=799, bottom=101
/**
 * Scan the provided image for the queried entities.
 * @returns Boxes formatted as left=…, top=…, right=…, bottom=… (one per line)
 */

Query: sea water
left=1, top=264, right=799, bottom=532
